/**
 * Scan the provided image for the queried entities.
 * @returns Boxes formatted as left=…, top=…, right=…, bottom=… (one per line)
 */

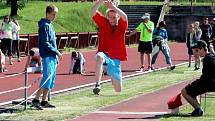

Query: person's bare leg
left=188, top=55, right=191, bottom=67
left=140, top=53, right=144, bottom=67
left=112, top=79, right=122, bottom=92
left=181, top=88, right=201, bottom=109
left=140, top=53, right=144, bottom=71
left=42, top=89, right=49, bottom=101
left=9, top=56, right=13, bottom=65
left=34, top=88, right=43, bottom=100
left=147, top=53, right=152, bottom=69
left=95, top=54, right=104, bottom=84
left=196, top=56, right=201, bottom=68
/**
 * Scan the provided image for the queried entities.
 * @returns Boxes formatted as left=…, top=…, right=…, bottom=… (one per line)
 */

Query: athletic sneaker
left=103, top=71, right=108, bottom=76
left=9, top=61, right=13, bottom=65
left=151, top=66, right=156, bottom=70
left=194, top=67, right=200, bottom=71
left=17, top=58, right=21, bottom=62
left=170, top=65, right=176, bottom=70
left=32, top=99, right=43, bottom=110
left=139, top=66, right=144, bottom=72
left=146, top=66, right=152, bottom=71
left=93, top=82, right=101, bottom=95
left=191, top=108, right=203, bottom=116
left=41, top=101, right=56, bottom=108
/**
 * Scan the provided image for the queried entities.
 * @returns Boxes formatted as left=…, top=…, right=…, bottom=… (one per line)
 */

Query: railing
left=19, top=31, right=138, bottom=54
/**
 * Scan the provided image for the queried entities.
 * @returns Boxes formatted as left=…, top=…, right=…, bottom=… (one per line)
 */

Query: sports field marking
left=0, top=72, right=24, bottom=79
left=92, top=110, right=168, bottom=115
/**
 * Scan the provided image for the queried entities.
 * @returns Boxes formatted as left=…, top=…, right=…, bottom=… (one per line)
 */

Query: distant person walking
left=128, top=13, right=154, bottom=72
left=91, top=0, right=128, bottom=94
left=31, top=5, right=62, bottom=110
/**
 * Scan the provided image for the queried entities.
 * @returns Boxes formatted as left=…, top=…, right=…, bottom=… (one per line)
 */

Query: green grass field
left=0, top=64, right=206, bottom=121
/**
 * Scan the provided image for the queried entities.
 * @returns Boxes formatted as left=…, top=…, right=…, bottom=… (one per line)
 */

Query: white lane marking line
left=0, top=72, right=24, bottom=79
left=92, top=111, right=168, bottom=115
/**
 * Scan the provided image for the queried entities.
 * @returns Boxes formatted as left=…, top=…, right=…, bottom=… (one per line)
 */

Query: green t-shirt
left=136, top=21, right=154, bottom=42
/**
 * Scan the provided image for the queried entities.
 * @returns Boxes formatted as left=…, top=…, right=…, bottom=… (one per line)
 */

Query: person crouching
left=69, top=51, right=85, bottom=74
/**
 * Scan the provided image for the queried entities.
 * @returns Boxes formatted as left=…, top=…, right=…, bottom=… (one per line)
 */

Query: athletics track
left=0, top=42, right=190, bottom=120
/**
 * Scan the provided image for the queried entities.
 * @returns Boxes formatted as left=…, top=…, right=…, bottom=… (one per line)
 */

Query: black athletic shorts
left=138, top=41, right=153, bottom=54
left=185, top=79, right=215, bottom=98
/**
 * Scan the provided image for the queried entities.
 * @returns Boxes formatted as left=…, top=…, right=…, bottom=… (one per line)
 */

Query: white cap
left=141, top=13, right=150, bottom=20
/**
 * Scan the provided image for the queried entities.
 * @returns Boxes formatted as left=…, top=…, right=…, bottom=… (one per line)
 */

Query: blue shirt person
left=31, top=5, right=62, bottom=110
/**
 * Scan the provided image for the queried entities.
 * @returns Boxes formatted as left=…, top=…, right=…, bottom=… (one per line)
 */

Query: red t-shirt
left=92, top=11, right=128, bottom=61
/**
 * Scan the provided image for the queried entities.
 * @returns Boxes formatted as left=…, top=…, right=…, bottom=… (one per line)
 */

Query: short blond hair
left=46, top=5, right=58, bottom=14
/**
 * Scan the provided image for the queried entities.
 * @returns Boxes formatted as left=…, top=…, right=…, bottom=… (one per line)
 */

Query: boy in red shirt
left=91, top=0, right=128, bottom=94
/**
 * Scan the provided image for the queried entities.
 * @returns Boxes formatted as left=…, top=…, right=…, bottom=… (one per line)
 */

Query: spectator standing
left=31, top=5, right=62, bottom=110
left=151, top=21, right=175, bottom=70
left=210, top=17, right=215, bottom=52
left=186, top=22, right=202, bottom=70
left=12, top=18, right=21, bottom=62
left=128, top=13, right=154, bottom=71
left=200, top=17, right=213, bottom=51
left=0, top=15, right=17, bottom=65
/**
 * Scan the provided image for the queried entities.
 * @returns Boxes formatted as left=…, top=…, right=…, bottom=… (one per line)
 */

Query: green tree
left=7, top=0, right=25, bottom=17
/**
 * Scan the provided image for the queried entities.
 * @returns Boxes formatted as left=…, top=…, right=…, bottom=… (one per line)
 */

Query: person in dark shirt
left=200, top=17, right=213, bottom=51
left=181, top=40, right=215, bottom=116
left=210, top=18, right=215, bottom=52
